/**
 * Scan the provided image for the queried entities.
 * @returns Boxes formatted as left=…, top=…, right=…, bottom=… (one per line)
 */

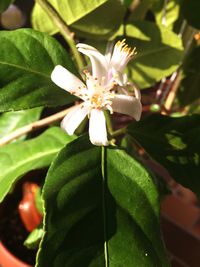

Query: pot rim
left=0, top=241, right=31, bottom=267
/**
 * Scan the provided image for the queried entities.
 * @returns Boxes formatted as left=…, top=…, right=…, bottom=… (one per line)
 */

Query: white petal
left=77, top=43, right=108, bottom=84
left=51, top=65, right=85, bottom=95
left=112, top=94, right=142, bottom=121
left=61, top=105, right=88, bottom=135
left=89, top=109, right=108, bottom=146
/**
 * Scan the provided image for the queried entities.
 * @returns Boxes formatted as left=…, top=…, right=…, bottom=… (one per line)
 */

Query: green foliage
left=178, top=46, right=200, bottom=106
left=182, top=0, right=200, bottom=29
left=151, top=0, right=181, bottom=30
left=0, top=0, right=14, bottom=13
left=124, top=22, right=183, bottom=88
left=37, top=135, right=169, bottom=267
left=24, top=225, right=44, bottom=250
left=0, top=127, right=76, bottom=203
left=128, top=0, right=154, bottom=21
left=32, top=0, right=125, bottom=39
left=0, top=29, right=77, bottom=112
left=0, top=107, right=42, bottom=141
left=127, top=114, right=200, bottom=196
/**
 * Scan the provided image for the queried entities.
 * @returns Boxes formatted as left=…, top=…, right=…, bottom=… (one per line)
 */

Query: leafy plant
left=0, top=0, right=199, bottom=266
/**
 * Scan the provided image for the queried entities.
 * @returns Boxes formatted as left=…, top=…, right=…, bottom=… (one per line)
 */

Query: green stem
left=110, top=127, right=126, bottom=138
left=101, top=147, right=109, bottom=267
left=35, top=0, right=84, bottom=70
left=104, top=111, right=113, bottom=134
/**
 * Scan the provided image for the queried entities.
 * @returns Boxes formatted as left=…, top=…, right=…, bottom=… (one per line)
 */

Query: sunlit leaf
left=32, top=0, right=125, bottom=39
left=151, top=0, right=181, bottom=30
left=0, top=29, right=77, bottom=112
left=124, top=21, right=183, bottom=88
left=0, top=127, right=76, bottom=202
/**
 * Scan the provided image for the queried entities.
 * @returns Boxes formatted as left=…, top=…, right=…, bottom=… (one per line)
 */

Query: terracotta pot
left=0, top=242, right=31, bottom=267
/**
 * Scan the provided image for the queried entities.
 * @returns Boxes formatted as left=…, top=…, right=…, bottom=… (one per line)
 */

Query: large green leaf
left=0, top=127, right=75, bottom=203
left=32, top=0, right=108, bottom=35
left=0, top=0, right=14, bottom=13
left=124, top=21, right=183, bottom=88
left=0, top=29, right=77, bottom=112
left=0, top=107, right=42, bottom=141
left=178, top=46, right=200, bottom=107
left=32, top=0, right=125, bottom=39
left=37, top=135, right=169, bottom=267
left=181, top=0, right=200, bottom=29
left=127, top=114, right=200, bottom=196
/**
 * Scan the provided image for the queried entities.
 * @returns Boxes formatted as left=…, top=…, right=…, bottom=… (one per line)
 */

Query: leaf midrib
left=134, top=45, right=181, bottom=61
left=0, top=60, right=49, bottom=79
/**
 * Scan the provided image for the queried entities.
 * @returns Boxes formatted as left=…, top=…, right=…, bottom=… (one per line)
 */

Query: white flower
left=51, top=41, right=142, bottom=146
left=77, top=39, right=137, bottom=87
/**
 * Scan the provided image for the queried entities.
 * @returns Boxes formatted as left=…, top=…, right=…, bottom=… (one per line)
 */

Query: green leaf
left=178, top=46, right=200, bottom=107
left=31, top=0, right=125, bottom=39
left=70, top=0, right=126, bottom=40
left=127, top=114, right=200, bottom=197
left=37, top=135, right=169, bottom=267
left=24, top=225, right=44, bottom=250
left=0, top=107, right=42, bottom=141
left=0, top=29, right=77, bottom=112
left=31, top=0, right=108, bottom=35
left=124, top=21, right=183, bottom=88
left=0, top=127, right=76, bottom=203
left=181, top=0, right=200, bottom=29
left=0, top=0, right=14, bottom=13
left=151, top=0, right=181, bottom=30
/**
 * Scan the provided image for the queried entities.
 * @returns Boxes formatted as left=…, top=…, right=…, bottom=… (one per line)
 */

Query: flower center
left=91, top=93, right=104, bottom=108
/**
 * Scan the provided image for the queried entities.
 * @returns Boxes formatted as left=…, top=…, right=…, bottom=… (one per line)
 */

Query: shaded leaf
left=128, top=0, right=154, bottom=21
left=37, top=135, right=169, bottom=267
left=0, top=29, right=77, bottom=112
left=127, top=114, right=200, bottom=196
left=181, top=0, right=200, bottom=29
left=178, top=46, right=200, bottom=106
left=0, top=127, right=76, bottom=202
left=0, top=0, right=14, bottom=13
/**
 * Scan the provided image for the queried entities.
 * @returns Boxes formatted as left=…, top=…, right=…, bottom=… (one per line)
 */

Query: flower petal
left=77, top=43, right=108, bottom=84
left=112, top=94, right=142, bottom=121
left=89, top=109, right=108, bottom=146
left=61, top=105, right=88, bottom=135
left=51, top=65, right=85, bottom=96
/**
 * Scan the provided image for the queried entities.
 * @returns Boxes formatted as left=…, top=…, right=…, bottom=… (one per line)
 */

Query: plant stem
left=35, top=0, right=84, bottom=70
left=110, top=127, right=126, bottom=138
left=0, top=106, right=77, bottom=147
left=104, top=111, right=113, bottom=134
left=101, top=147, right=109, bottom=267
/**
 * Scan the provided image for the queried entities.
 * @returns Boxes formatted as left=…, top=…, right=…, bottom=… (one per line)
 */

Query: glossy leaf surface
left=0, top=127, right=75, bottom=202
left=37, top=135, right=169, bottom=267
left=0, top=29, right=76, bottom=112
